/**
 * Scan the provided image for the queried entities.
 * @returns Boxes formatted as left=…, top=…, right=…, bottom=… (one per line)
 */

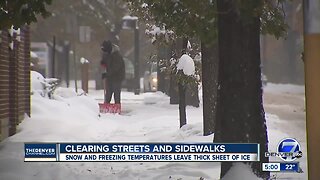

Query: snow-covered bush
left=177, top=54, right=195, bottom=76
left=45, top=78, right=60, bottom=99
left=175, top=54, right=198, bottom=85
left=31, top=71, right=59, bottom=99
left=159, top=51, right=200, bottom=88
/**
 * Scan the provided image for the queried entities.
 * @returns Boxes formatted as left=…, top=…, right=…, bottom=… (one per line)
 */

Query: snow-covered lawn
left=0, top=80, right=307, bottom=180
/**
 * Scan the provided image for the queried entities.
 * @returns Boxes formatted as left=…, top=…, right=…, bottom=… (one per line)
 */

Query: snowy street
left=0, top=83, right=307, bottom=180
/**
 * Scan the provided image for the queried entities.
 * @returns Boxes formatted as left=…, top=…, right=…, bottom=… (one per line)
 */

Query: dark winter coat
left=101, top=44, right=125, bottom=82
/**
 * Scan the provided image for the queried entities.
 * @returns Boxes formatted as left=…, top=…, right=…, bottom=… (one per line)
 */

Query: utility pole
left=134, top=21, right=140, bottom=95
left=122, top=16, right=140, bottom=95
left=73, top=14, right=78, bottom=93
left=52, top=36, right=56, bottom=78
left=64, top=41, right=70, bottom=87
left=303, top=0, right=320, bottom=179
left=73, top=45, right=78, bottom=93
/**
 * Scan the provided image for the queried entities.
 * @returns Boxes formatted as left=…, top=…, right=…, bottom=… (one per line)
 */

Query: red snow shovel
left=99, top=68, right=121, bottom=114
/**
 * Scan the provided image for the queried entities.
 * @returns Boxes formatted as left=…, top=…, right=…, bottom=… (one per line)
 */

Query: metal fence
left=0, top=26, right=31, bottom=141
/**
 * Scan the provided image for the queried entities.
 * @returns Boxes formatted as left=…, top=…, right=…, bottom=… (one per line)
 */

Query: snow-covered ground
left=0, top=79, right=307, bottom=179
left=263, top=83, right=307, bottom=180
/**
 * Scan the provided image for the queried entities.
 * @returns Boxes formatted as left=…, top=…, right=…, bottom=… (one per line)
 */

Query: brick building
left=0, top=26, right=31, bottom=141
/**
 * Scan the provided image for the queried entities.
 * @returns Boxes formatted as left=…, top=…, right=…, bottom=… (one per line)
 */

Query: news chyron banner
left=25, top=143, right=260, bottom=162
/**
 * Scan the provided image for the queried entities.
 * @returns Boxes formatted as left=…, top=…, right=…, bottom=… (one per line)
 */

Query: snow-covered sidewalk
left=263, top=83, right=307, bottom=180
left=0, top=83, right=307, bottom=180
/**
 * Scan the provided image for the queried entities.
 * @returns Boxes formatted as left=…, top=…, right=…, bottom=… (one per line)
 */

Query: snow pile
left=143, top=91, right=169, bottom=104
left=264, top=83, right=305, bottom=94
left=31, top=71, right=45, bottom=95
left=31, top=71, right=59, bottom=98
left=177, top=54, right=195, bottom=76
left=23, top=73, right=101, bottom=141
left=222, top=163, right=262, bottom=180
left=14, top=88, right=100, bottom=142
left=173, top=124, right=205, bottom=142
left=54, top=87, right=78, bottom=98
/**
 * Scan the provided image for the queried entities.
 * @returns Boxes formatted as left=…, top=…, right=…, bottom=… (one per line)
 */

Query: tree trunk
left=202, top=41, right=218, bottom=136
left=157, top=45, right=168, bottom=93
left=170, top=39, right=182, bottom=104
left=178, top=83, right=187, bottom=128
left=179, top=38, right=188, bottom=128
left=284, top=3, right=299, bottom=84
left=169, top=73, right=179, bottom=104
left=216, top=0, right=269, bottom=179
left=284, top=29, right=299, bottom=83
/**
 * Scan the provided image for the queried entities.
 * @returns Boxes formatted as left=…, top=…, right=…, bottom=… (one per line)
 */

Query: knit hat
left=101, top=40, right=112, bottom=53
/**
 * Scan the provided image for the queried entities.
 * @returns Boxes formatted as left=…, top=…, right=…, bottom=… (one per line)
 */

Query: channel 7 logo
left=265, top=138, right=302, bottom=162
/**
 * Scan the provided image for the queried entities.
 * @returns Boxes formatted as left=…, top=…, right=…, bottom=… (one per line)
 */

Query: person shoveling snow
left=99, top=40, right=125, bottom=114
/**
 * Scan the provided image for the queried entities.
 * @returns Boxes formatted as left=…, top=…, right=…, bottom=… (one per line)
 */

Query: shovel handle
left=103, top=67, right=108, bottom=103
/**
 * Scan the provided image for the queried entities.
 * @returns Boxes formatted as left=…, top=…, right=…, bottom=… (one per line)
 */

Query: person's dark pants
left=105, top=80, right=122, bottom=104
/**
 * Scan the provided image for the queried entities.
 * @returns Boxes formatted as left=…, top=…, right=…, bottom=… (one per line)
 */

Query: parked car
left=143, top=62, right=158, bottom=92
